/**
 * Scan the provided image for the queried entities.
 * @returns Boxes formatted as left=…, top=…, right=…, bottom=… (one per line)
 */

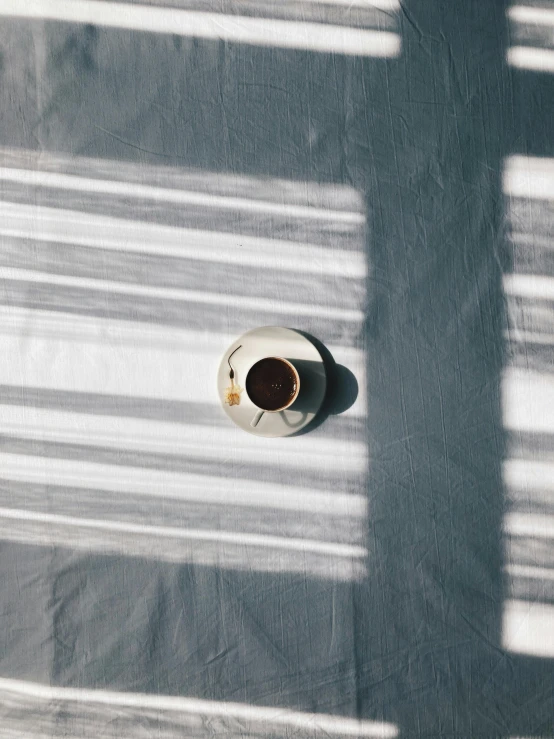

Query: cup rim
left=245, top=356, right=300, bottom=412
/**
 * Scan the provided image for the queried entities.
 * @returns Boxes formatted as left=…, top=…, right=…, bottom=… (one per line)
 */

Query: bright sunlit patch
left=507, top=563, right=554, bottom=582
left=501, top=147, right=554, bottom=661
left=502, top=368, right=554, bottom=434
left=502, top=598, right=554, bottom=658
left=0, top=201, right=367, bottom=279
left=0, top=677, right=399, bottom=738
left=504, top=459, right=554, bottom=498
left=504, top=273, right=554, bottom=301
left=503, top=155, right=554, bottom=199
left=509, top=231, right=554, bottom=249
left=0, top=0, right=401, bottom=57
left=508, top=46, right=554, bottom=73
left=504, top=511, right=554, bottom=540
left=0, top=147, right=370, bottom=578
left=507, top=5, right=554, bottom=71
left=504, top=328, right=554, bottom=346
left=0, top=304, right=230, bottom=351
left=508, top=4, right=554, bottom=26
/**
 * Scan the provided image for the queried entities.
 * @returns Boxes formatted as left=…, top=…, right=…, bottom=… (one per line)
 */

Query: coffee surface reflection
left=246, top=358, right=298, bottom=411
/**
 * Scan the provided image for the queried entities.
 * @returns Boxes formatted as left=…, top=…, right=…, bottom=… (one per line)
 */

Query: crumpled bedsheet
left=0, top=1, right=553, bottom=737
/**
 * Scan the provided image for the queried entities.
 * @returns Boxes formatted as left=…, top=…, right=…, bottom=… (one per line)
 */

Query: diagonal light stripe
left=0, top=305, right=231, bottom=350
left=302, top=0, right=399, bottom=8
left=504, top=459, right=554, bottom=495
left=0, top=305, right=366, bottom=366
left=0, top=0, right=401, bottom=57
left=508, top=232, right=554, bottom=250
left=503, top=155, right=554, bottom=199
left=0, top=677, right=398, bottom=738
left=0, top=146, right=365, bottom=211
left=0, top=201, right=367, bottom=278
left=0, top=481, right=363, bottom=551
left=503, top=274, right=554, bottom=301
left=0, top=506, right=366, bottom=558
left=508, top=5, right=554, bottom=26
left=508, top=45, right=554, bottom=72
left=505, top=329, right=554, bottom=346
left=0, top=447, right=366, bottom=517
left=0, top=406, right=367, bottom=473
left=0, top=266, right=364, bottom=322
left=0, top=506, right=367, bottom=577
left=504, top=511, right=554, bottom=539
left=0, top=167, right=365, bottom=224
left=299, top=0, right=400, bottom=6
left=506, top=563, right=554, bottom=582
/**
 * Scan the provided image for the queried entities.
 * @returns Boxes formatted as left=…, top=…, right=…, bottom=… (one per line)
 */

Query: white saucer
left=217, top=327, right=327, bottom=438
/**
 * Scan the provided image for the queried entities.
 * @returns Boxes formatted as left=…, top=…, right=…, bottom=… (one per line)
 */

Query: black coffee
left=246, top=358, right=298, bottom=411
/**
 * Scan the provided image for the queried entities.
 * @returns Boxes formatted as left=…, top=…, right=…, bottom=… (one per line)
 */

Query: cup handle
left=251, top=410, right=265, bottom=428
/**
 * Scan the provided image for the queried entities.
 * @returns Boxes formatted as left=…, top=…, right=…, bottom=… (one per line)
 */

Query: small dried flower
left=225, top=383, right=243, bottom=406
